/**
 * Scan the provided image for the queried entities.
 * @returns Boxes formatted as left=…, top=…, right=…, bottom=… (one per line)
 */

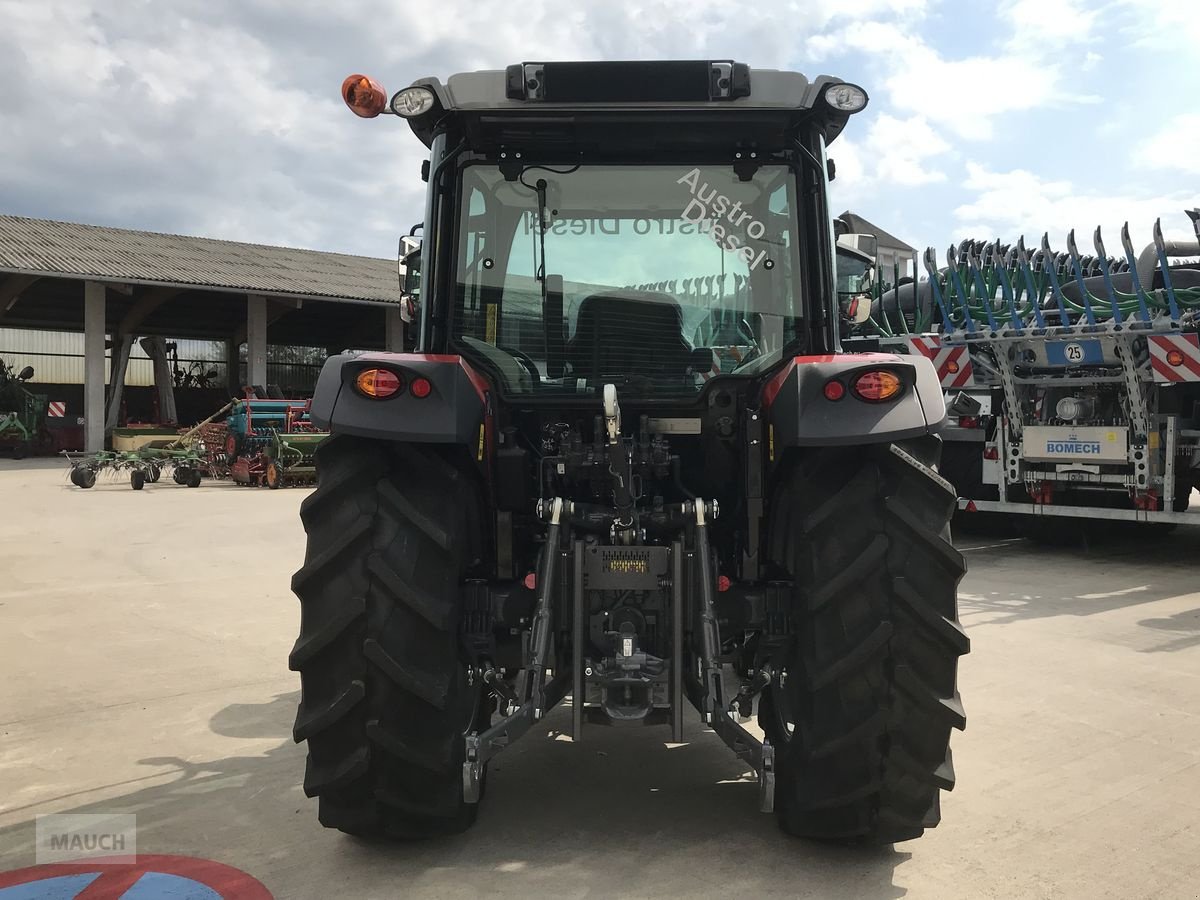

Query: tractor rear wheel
left=761, top=439, right=968, bottom=843
left=290, top=435, right=488, bottom=839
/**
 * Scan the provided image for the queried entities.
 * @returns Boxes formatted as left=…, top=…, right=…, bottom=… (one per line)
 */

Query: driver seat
left=567, top=291, right=694, bottom=380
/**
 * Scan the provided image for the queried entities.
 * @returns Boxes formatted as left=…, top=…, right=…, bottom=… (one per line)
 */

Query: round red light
left=1166, top=350, right=1185, bottom=367
left=823, top=379, right=846, bottom=401
left=523, top=572, right=537, bottom=590
left=717, top=575, right=731, bottom=593
left=410, top=376, right=432, bottom=399
left=355, top=367, right=402, bottom=398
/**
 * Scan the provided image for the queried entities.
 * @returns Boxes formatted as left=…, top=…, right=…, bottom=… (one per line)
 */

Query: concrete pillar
left=83, top=281, right=106, bottom=452
left=246, top=294, right=268, bottom=389
left=226, top=338, right=242, bottom=397
left=384, top=305, right=404, bottom=352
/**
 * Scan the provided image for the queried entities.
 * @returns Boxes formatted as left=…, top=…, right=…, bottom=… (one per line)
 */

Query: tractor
left=290, top=61, right=968, bottom=843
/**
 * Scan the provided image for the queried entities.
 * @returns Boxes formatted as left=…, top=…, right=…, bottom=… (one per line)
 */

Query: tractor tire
left=761, top=438, right=968, bottom=844
left=186, top=469, right=202, bottom=488
left=130, top=470, right=145, bottom=491
left=290, top=435, right=488, bottom=839
left=173, top=467, right=188, bottom=485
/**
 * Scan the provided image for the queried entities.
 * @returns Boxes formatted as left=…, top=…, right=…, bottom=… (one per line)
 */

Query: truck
left=289, top=61, right=968, bottom=843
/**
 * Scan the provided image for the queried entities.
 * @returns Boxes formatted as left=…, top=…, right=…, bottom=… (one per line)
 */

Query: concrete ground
left=1, top=458, right=1199, bottom=899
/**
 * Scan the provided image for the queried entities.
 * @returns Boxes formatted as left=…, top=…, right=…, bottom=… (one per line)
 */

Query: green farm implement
left=65, top=401, right=234, bottom=490
left=262, top=430, right=322, bottom=489
left=0, top=359, right=49, bottom=459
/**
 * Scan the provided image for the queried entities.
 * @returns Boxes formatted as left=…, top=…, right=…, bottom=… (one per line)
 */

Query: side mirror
left=843, top=296, right=872, bottom=325
left=17, top=366, right=34, bottom=381
left=397, top=234, right=422, bottom=324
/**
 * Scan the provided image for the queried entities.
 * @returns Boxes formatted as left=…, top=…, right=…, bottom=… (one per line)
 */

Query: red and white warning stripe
left=1149, top=334, right=1200, bottom=383
left=47, top=401, right=66, bottom=417
left=906, top=336, right=974, bottom=388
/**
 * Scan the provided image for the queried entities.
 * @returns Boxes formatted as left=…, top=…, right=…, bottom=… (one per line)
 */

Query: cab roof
left=399, top=60, right=862, bottom=152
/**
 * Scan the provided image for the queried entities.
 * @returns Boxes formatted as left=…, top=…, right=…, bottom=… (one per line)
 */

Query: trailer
left=901, top=212, right=1200, bottom=530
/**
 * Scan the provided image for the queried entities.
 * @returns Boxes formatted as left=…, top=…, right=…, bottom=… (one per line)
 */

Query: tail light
left=342, top=74, right=388, bottom=118
left=823, top=379, right=846, bottom=401
left=851, top=369, right=902, bottom=402
left=409, top=376, right=432, bottom=399
left=958, top=415, right=980, bottom=429
left=983, top=446, right=999, bottom=460
left=355, top=368, right=403, bottom=398
left=1166, top=349, right=1185, bottom=367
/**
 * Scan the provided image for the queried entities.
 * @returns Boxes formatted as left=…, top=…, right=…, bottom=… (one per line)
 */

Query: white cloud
left=1141, top=113, right=1200, bottom=176
left=866, top=114, right=951, bottom=186
left=1001, top=0, right=1101, bottom=49
left=953, top=162, right=1199, bottom=247
left=884, top=48, right=1101, bottom=141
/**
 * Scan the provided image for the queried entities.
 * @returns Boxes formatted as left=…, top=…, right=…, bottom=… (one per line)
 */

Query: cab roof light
left=823, top=83, right=868, bottom=114
left=391, top=86, right=437, bottom=118
left=851, top=369, right=902, bottom=402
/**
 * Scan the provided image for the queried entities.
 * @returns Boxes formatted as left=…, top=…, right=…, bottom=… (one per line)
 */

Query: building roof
left=837, top=211, right=916, bottom=254
left=0, top=215, right=399, bottom=305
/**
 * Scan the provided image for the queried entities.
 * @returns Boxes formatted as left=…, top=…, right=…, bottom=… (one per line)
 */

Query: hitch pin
left=482, top=666, right=519, bottom=714
left=728, top=663, right=773, bottom=719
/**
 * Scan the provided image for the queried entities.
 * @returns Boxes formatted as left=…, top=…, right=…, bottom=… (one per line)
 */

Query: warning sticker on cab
left=1024, top=426, right=1127, bottom=463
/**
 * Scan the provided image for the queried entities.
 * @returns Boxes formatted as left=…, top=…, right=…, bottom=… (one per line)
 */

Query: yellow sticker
left=768, top=424, right=775, bottom=462
left=1147, top=432, right=1159, bottom=449
left=485, top=303, right=498, bottom=345
left=477, top=423, right=485, bottom=461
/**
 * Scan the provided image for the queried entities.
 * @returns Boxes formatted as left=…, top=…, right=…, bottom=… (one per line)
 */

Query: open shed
left=0, top=215, right=403, bottom=450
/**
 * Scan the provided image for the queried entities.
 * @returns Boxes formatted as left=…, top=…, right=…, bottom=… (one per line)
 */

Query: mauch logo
left=1046, top=433, right=1102, bottom=454
left=35, top=814, right=137, bottom=864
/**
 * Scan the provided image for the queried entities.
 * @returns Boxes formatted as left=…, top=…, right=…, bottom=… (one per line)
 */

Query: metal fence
left=0, top=328, right=324, bottom=393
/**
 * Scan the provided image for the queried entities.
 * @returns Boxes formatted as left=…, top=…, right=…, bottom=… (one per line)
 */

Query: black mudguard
left=310, top=352, right=488, bottom=447
left=764, top=352, right=946, bottom=449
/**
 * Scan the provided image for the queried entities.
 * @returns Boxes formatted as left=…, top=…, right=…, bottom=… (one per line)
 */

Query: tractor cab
left=344, top=61, right=869, bottom=402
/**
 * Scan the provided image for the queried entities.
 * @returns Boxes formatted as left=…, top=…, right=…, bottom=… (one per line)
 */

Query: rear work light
left=355, top=368, right=403, bottom=398
left=342, top=74, right=388, bottom=118
left=851, top=370, right=902, bottom=402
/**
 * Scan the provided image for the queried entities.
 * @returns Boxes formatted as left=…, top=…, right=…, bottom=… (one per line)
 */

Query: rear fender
left=762, top=353, right=947, bottom=450
left=311, top=352, right=489, bottom=450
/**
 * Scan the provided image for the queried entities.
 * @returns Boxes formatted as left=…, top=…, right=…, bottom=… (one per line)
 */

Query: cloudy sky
left=1, top=0, right=1196, bottom=262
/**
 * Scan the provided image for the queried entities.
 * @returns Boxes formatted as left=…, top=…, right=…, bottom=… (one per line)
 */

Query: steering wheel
left=499, top=346, right=541, bottom=384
